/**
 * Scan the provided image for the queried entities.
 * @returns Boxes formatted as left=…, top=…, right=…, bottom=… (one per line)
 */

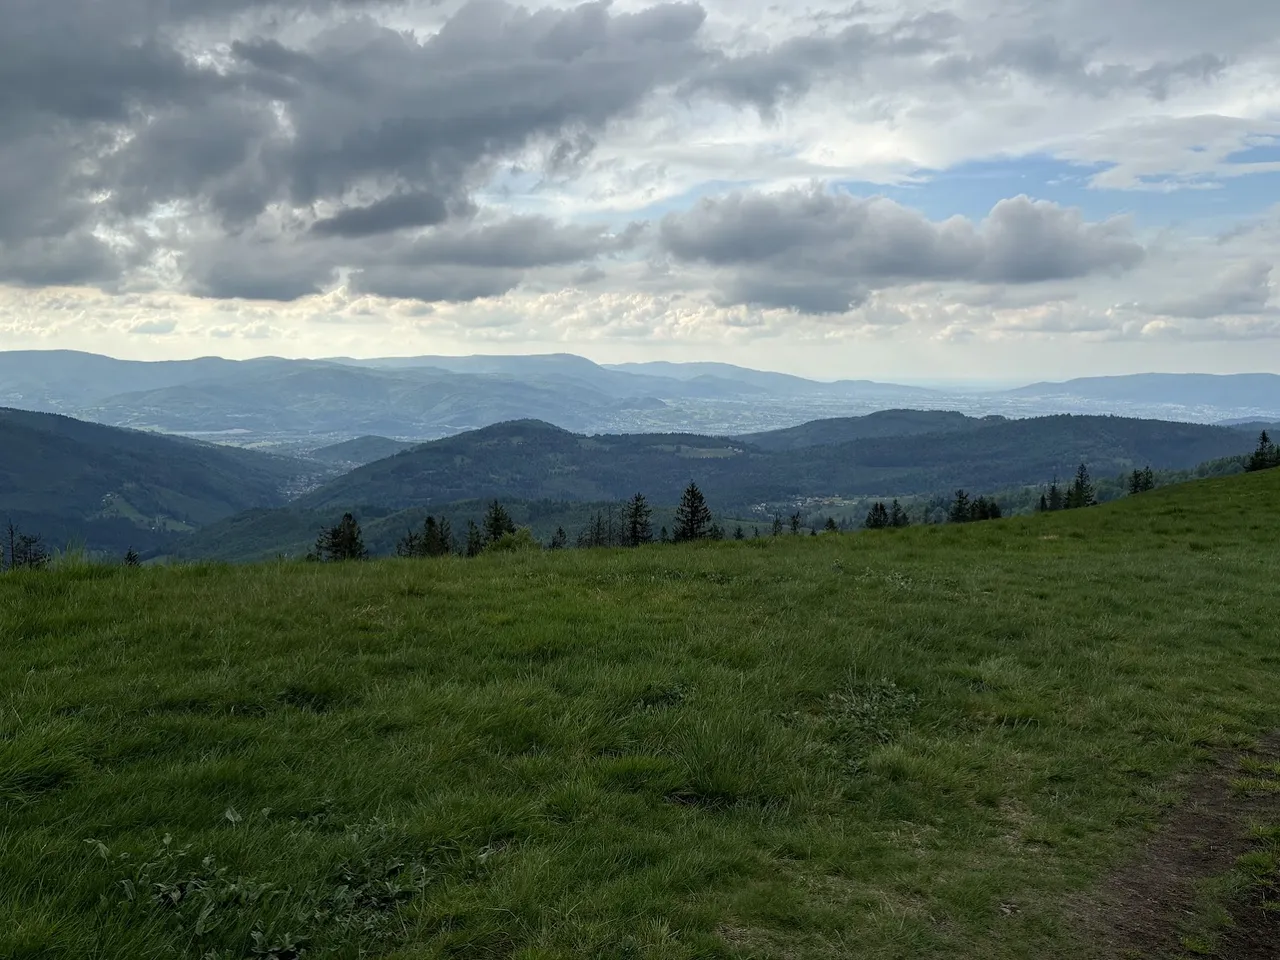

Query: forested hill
left=738, top=409, right=997, bottom=450
left=0, top=408, right=317, bottom=554
left=299, top=414, right=1251, bottom=511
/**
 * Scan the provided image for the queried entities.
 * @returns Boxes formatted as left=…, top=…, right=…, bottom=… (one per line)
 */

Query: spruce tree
left=865, top=502, right=890, bottom=529
left=674, top=482, right=713, bottom=542
left=315, top=513, right=367, bottom=562
left=824, top=516, right=839, bottom=533
left=549, top=526, right=568, bottom=550
left=625, top=493, right=653, bottom=547
left=396, top=528, right=423, bottom=558
left=1140, top=466, right=1155, bottom=492
left=483, top=500, right=516, bottom=544
left=1247, top=430, right=1279, bottom=472
left=1047, top=479, right=1063, bottom=512
left=1065, top=463, right=1096, bottom=509
left=434, top=517, right=454, bottom=556
left=890, top=500, right=910, bottom=528
left=465, top=520, right=485, bottom=558
left=948, top=490, right=972, bottom=524
left=659, top=526, right=670, bottom=543
left=734, top=525, right=746, bottom=540
left=789, top=511, right=802, bottom=535
left=1037, top=494, right=1049, bottom=513
left=772, top=514, right=784, bottom=537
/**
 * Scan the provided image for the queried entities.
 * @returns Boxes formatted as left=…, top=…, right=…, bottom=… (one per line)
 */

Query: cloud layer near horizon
left=1, top=0, right=1278, bottom=374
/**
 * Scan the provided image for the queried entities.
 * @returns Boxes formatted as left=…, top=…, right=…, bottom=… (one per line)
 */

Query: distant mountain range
left=1, top=403, right=1259, bottom=560
left=4, top=350, right=1278, bottom=444
left=297, top=414, right=1250, bottom=513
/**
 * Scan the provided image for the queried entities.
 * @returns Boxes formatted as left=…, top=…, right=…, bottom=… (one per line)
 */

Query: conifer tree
left=1047, top=478, right=1063, bottom=512
left=734, top=525, right=746, bottom=540
left=772, top=514, right=784, bottom=537
left=313, top=513, right=367, bottom=562
left=123, top=547, right=141, bottom=568
left=948, top=490, right=972, bottom=524
left=434, top=517, right=454, bottom=556
left=674, top=482, right=713, bottom=542
left=549, top=526, right=568, bottom=550
left=1037, top=494, right=1049, bottom=513
left=865, top=502, right=890, bottom=529
left=1247, top=430, right=1279, bottom=472
left=659, top=526, right=670, bottom=543
left=1065, top=463, right=1096, bottom=509
left=789, top=511, right=802, bottom=535
left=889, top=500, right=910, bottom=528
left=709, top=523, right=726, bottom=541
left=3, top=523, right=49, bottom=571
left=395, top=528, right=423, bottom=558
left=398, top=515, right=454, bottom=558
left=1140, top=466, right=1155, bottom=491
left=824, top=516, right=839, bottom=533
left=483, top=500, right=516, bottom=544
left=625, top=492, right=653, bottom=547
left=465, top=520, right=485, bottom=558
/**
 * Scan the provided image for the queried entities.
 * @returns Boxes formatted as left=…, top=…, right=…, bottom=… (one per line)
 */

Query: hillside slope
left=300, top=414, right=1252, bottom=511
left=0, top=408, right=316, bottom=554
left=3, top=469, right=1278, bottom=959
left=739, top=409, right=997, bottom=450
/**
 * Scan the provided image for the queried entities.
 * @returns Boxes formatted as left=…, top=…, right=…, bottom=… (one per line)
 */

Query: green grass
left=3, top=470, right=1280, bottom=959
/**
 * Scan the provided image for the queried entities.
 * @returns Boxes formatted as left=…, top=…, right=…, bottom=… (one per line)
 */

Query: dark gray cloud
left=932, top=37, right=1226, bottom=100
left=345, top=217, right=643, bottom=301
left=0, top=0, right=705, bottom=295
left=0, top=234, right=124, bottom=289
left=310, top=193, right=450, bottom=238
left=183, top=237, right=342, bottom=301
left=0, top=0, right=1262, bottom=307
left=683, top=11, right=960, bottom=114
left=661, top=187, right=1144, bottom=314
left=185, top=215, right=638, bottom=300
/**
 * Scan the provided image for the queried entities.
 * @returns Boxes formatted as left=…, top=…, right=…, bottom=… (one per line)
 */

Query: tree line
left=0, top=520, right=141, bottom=571
left=309, top=483, right=731, bottom=562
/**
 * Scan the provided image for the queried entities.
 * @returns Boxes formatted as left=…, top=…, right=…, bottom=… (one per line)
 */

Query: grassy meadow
left=3, top=469, right=1279, bottom=959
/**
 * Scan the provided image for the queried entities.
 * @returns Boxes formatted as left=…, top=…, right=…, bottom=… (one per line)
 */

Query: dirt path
left=1076, top=734, right=1280, bottom=959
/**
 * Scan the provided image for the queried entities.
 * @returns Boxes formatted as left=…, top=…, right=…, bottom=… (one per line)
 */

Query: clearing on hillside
left=2, top=469, right=1279, bottom=959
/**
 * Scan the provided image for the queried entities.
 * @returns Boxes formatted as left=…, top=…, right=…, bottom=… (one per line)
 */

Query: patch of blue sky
left=831, top=154, right=1280, bottom=230
left=1224, top=139, right=1280, bottom=165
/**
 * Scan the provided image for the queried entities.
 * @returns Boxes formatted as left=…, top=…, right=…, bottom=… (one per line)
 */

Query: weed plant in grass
left=3, top=470, right=1280, bottom=959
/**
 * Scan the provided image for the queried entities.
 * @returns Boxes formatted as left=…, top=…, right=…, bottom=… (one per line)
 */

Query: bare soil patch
left=1076, top=734, right=1280, bottom=959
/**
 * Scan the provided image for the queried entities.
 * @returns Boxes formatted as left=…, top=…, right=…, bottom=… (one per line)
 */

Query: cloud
left=347, top=216, right=644, bottom=301
left=660, top=186, right=1144, bottom=313
left=1144, top=261, right=1274, bottom=319
left=0, top=0, right=708, bottom=293
left=310, top=193, right=450, bottom=238
left=3, top=0, right=1280, bottom=366
left=128, top=318, right=178, bottom=335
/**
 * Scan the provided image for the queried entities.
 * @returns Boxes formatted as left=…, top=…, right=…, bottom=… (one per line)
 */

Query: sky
left=2, top=0, right=1279, bottom=380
